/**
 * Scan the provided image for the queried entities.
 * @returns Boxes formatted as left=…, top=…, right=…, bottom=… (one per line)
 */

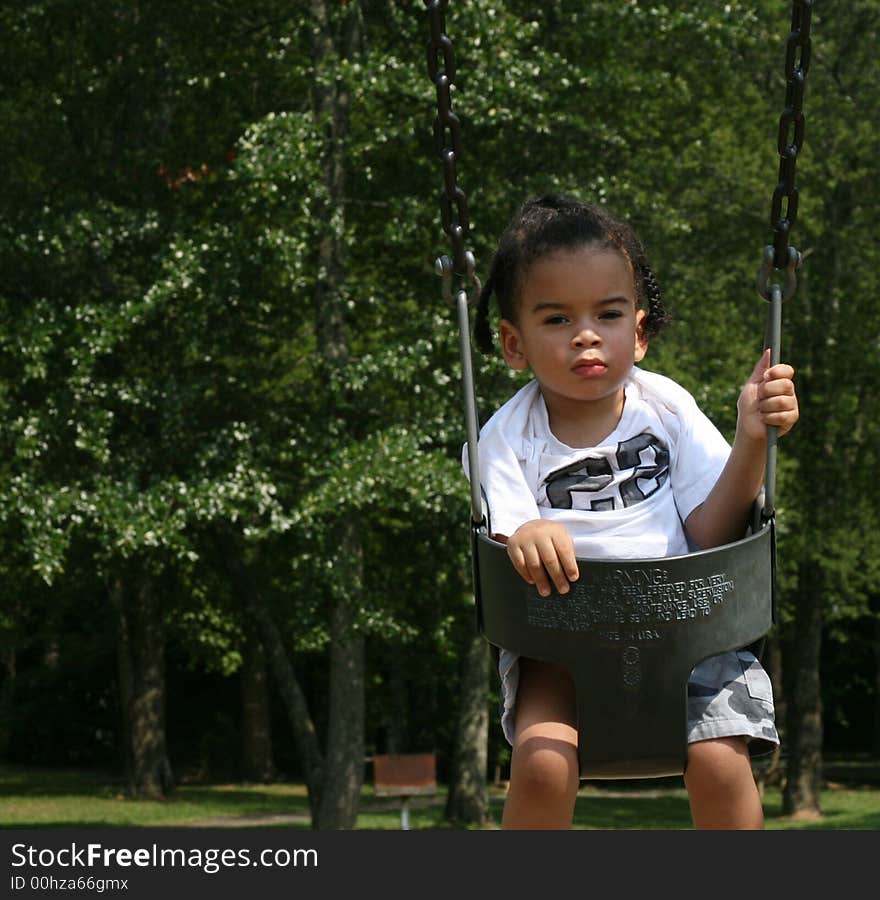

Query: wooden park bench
left=372, top=753, right=437, bottom=830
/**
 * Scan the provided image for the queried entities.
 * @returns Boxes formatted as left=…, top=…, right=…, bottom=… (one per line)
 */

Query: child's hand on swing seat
left=502, top=519, right=580, bottom=597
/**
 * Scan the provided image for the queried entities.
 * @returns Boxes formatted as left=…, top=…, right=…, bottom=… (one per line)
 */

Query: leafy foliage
left=1, top=0, right=877, bottom=774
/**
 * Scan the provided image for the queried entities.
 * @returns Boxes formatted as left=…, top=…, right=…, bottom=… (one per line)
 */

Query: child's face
left=499, top=246, right=647, bottom=419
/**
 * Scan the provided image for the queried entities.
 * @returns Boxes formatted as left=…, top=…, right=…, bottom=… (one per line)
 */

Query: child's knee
left=511, top=728, right=579, bottom=800
left=685, top=737, right=763, bottom=829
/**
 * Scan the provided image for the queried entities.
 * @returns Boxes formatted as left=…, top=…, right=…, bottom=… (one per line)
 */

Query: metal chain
left=758, top=0, right=813, bottom=298
left=424, top=0, right=484, bottom=525
left=756, top=1, right=813, bottom=521
left=424, top=0, right=479, bottom=301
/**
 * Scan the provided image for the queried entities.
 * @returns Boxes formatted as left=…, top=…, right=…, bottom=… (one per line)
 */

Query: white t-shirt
left=463, top=367, right=756, bottom=748
left=464, top=367, right=731, bottom=558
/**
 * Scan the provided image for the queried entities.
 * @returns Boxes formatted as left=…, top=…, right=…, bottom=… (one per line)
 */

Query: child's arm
left=685, top=350, right=799, bottom=549
left=502, top=520, right=580, bottom=597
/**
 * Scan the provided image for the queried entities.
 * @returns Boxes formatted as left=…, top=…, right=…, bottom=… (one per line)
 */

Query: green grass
left=0, top=766, right=312, bottom=828
left=1, top=764, right=878, bottom=829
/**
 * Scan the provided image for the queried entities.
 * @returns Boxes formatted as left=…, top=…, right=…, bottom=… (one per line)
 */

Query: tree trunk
left=872, top=597, right=880, bottom=755
left=110, top=575, right=173, bottom=799
left=0, top=625, right=16, bottom=757
left=444, top=621, right=490, bottom=826
left=307, top=0, right=366, bottom=831
left=314, top=522, right=366, bottom=830
left=240, top=619, right=275, bottom=783
left=755, top=630, right=784, bottom=793
left=778, top=250, right=825, bottom=817
left=214, top=527, right=324, bottom=817
left=782, top=562, right=824, bottom=817
left=382, top=662, right=408, bottom=754
left=111, top=578, right=135, bottom=789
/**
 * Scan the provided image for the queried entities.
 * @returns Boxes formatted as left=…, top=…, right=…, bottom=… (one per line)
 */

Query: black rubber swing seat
left=473, top=521, right=776, bottom=780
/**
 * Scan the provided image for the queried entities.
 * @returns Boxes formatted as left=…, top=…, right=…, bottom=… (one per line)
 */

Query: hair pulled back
left=474, top=193, right=670, bottom=354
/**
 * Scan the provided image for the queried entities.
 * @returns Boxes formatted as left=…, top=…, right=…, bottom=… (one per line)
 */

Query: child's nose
left=572, top=326, right=600, bottom=348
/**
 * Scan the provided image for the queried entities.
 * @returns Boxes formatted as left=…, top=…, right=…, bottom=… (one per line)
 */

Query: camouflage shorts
left=687, top=649, right=778, bottom=756
left=499, top=648, right=779, bottom=756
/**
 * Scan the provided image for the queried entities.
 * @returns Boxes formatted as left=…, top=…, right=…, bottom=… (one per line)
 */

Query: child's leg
left=502, top=658, right=579, bottom=829
left=684, top=737, right=764, bottom=829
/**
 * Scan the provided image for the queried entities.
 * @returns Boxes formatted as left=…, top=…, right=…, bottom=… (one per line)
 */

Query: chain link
left=424, top=0, right=479, bottom=297
left=767, top=0, right=813, bottom=274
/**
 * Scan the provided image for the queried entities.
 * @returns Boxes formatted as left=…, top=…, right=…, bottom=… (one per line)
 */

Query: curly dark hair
left=474, top=193, right=670, bottom=354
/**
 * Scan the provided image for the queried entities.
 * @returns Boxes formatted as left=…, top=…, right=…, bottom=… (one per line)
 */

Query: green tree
left=1, top=0, right=876, bottom=828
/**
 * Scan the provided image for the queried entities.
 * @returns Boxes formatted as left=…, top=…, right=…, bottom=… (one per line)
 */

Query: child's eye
left=543, top=315, right=569, bottom=325
left=599, top=310, right=624, bottom=320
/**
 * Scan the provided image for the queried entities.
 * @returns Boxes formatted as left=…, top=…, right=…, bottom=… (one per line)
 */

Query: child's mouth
left=573, top=360, right=607, bottom=377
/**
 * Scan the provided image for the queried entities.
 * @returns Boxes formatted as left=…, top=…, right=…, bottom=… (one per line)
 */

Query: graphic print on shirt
left=544, top=433, right=670, bottom=511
